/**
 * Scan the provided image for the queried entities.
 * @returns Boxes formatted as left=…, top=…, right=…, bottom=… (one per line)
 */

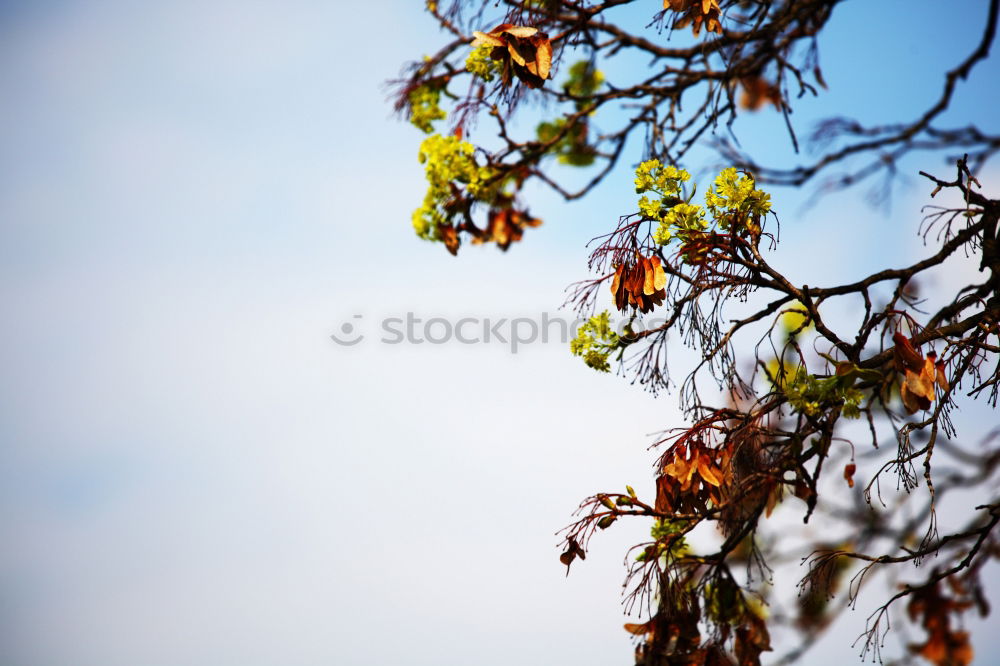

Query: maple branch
left=721, top=0, right=1000, bottom=191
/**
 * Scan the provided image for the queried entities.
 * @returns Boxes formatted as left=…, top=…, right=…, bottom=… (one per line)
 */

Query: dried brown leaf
left=843, top=463, right=856, bottom=488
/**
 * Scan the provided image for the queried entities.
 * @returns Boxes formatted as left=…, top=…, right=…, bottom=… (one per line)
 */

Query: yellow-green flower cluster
left=636, top=519, right=690, bottom=562
left=652, top=203, right=706, bottom=244
left=779, top=365, right=864, bottom=419
left=637, top=196, right=661, bottom=219
left=634, top=162, right=774, bottom=247
left=408, top=85, right=447, bottom=134
left=779, top=301, right=814, bottom=338
left=705, top=167, right=772, bottom=230
left=563, top=60, right=604, bottom=109
left=570, top=311, right=620, bottom=372
left=536, top=118, right=596, bottom=167
left=635, top=160, right=708, bottom=245
left=412, top=134, right=496, bottom=240
left=465, top=45, right=499, bottom=82
left=634, top=160, right=689, bottom=195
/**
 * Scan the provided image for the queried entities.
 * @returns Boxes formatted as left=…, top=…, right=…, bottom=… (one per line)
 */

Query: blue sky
left=0, top=2, right=998, bottom=665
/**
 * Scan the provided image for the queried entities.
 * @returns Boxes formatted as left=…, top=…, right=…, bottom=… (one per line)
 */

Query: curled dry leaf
left=471, top=24, right=552, bottom=88
left=696, top=453, right=722, bottom=487
left=902, top=357, right=937, bottom=411
left=623, top=618, right=655, bottom=636
left=663, top=0, right=723, bottom=36
left=893, top=332, right=949, bottom=413
left=843, top=463, right=856, bottom=488
left=936, top=362, right=949, bottom=390
left=610, top=255, right=666, bottom=313
left=473, top=207, right=542, bottom=250
left=739, top=76, right=782, bottom=111
left=657, top=441, right=727, bottom=514
left=734, top=612, right=772, bottom=666
left=663, top=454, right=697, bottom=489
left=643, top=255, right=668, bottom=295
left=928, top=351, right=950, bottom=391
left=893, top=331, right=924, bottom=372
left=764, top=482, right=784, bottom=517
left=559, top=537, right=586, bottom=574
left=907, top=582, right=975, bottom=666
left=438, top=223, right=460, bottom=256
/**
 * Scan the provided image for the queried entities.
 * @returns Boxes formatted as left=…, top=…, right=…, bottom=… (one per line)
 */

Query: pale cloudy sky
left=0, top=2, right=998, bottom=665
